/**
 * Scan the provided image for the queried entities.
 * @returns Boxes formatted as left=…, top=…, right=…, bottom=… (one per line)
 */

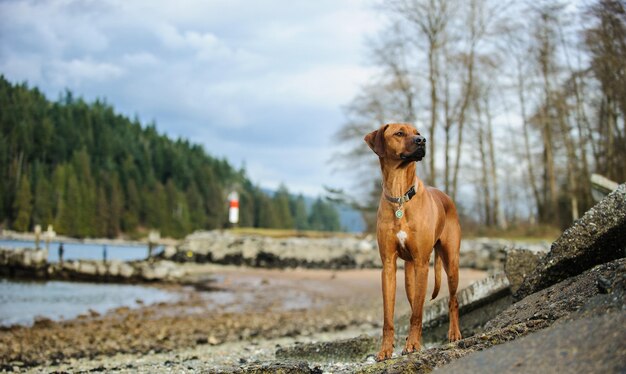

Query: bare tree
left=386, top=0, right=452, bottom=186
left=585, top=0, right=626, bottom=182
left=332, top=0, right=626, bottom=232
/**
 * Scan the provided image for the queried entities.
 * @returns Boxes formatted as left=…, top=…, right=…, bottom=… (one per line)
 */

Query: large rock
left=118, top=262, right=135, bottom=278
left=515, top=184, right=626, bottom=300
left=504, top=249, right=545, bottom=294
left=78, top=261, right=97, bottom=276
left=438, top=258, right=626, bottom=374
left=359, top=258, right=626, bottom=374
left=487, top=258, right=625, bottom=330
left=177, top=231, right=380, bottom=269
left=139, top=260, right=184, bottom=281
left=0, top=247, right=48, bottom=268
left=438, top=312, right=626, bottom=374
left=177, top=231, right=549, bottom=271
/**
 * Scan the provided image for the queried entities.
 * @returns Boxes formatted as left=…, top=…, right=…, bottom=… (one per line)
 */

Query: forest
left=336, top=0, right=626, bottom=232
left=0, top=76, right=341, bottom=238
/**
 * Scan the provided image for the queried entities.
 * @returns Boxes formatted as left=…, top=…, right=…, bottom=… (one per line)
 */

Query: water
left=0, top=279, right=179, bottom=326
left=0, top=239, right=162, bottom=262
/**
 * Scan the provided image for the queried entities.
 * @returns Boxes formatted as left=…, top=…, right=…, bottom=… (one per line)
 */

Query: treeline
left=0, top=76, right=341, bottom=238
left=337, top=0, right=626, bottom=231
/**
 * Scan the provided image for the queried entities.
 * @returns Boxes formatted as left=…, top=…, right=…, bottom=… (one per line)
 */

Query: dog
left=364, top=123, right=462, bottom=361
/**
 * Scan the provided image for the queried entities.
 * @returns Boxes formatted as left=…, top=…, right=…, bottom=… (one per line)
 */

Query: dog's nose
left=414, top=136, right=426, bottom=145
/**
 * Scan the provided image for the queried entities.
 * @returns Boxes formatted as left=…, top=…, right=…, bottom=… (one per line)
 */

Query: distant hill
left=0, top=76, right=350, bottom=238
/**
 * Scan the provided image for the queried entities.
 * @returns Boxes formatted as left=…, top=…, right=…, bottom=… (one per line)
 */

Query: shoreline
left=0, top=230, right=179, bottom=247
left=0, top=266, right=487, bottom=371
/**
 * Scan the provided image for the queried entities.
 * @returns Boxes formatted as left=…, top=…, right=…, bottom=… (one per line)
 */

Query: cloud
left=0, top=0, right=382, bottom=195
left=48, top=58, right=125, bottom=86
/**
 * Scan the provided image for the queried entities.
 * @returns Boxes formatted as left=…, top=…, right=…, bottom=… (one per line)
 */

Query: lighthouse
left=228, top=191, right=239, bottom=226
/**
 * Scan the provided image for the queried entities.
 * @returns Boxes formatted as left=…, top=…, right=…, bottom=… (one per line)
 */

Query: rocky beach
left=0, top=184, right=624, bottom=373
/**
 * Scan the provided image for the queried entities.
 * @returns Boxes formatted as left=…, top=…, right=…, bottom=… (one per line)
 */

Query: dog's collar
left=384, top=184, right=416, bottom=205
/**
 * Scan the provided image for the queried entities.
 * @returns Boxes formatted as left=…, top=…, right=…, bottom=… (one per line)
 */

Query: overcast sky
left=0, top=0, right=383, bottom=196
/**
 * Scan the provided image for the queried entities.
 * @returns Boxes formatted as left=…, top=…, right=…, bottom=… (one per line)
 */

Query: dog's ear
left=364, top=125, right=388, bottom=157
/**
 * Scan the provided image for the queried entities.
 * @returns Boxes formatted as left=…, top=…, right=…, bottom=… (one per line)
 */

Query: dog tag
left=395, top=209, right=403, bottom=219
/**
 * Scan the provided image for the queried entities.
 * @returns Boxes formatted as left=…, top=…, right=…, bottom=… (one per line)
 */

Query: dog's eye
left=394, top=132, right=405, bottom=137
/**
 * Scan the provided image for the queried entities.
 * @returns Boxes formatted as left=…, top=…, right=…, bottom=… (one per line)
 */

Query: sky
left=0, top=0, right=383, bottom=196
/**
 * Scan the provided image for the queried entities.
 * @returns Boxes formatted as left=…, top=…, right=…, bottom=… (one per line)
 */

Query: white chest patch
left=396, top=230, right=408, bottom=249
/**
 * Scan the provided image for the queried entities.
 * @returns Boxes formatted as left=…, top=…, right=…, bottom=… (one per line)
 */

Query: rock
left=487, top=258, right=625, bottom=331
left=504, top=249, right=545, bottom=293
left=0, top=247, right=47, bottom=268
left=95, top=262, right=107, bottom=276
left=62, top=260, right=79, bottom=272
left=275, top=335, right=378, bottom=361
left=234, top=361, right=321, bottom=374
left=437, top=312, right=626, bottom=374
left=438, top=259, right=626, bottom=374
left=107, top=260, right=121, bottom=277
left=357, top=320, right=550, bottom=374
left=515, top=184, right=626, bottom=300
left=118, top=262, right=135, bottom=278
left=78, top=262, right=97, bottom=276
left=162, top=246, right=177, bottom=259
left=139, top=261, right=183, bottom=281
left=360, top=259, right=626, bottom=373
left=176, top=231, right=545, bottom=271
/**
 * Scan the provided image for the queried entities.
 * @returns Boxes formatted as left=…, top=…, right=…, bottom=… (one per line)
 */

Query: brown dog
left=364, top=123, right=462, bottom=361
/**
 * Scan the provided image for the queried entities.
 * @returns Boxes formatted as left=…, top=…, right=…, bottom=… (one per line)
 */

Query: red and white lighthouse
left=228, top=191, right=239, bottom=225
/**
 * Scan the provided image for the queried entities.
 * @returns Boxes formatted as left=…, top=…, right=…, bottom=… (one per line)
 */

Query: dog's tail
left=431, top=249, right=442, bottom=300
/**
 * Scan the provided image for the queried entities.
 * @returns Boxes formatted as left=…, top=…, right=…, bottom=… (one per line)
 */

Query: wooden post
left=148, top=230, right=160, bottom=260
left=44, top=225, right=56, bottom=253
left=34, top=224, right=41, bottom=250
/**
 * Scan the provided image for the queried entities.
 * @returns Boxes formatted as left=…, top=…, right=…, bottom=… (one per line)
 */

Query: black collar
left=384, top=185, right=416, bottom=205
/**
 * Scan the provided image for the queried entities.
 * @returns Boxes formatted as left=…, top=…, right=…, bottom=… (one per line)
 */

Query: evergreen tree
left=58, top=167, right=81, bottom=236
left=273, top=184, right=294, bottom=229
left=32, top=164, right=53, bottom=227
left=257, top=192, right=279, bottom=228
left=292, top=194, right=309, bottom=231
left=106, top=174, right=123, bottom=238
left=122, top=180, right=140, bottom=231
left=12, top=174, right=32, bottom=231
left=95, top=186, right=109, bottom=237
left=186, top=182, right=206, bottom=230
left=51, top=164, right=67, bottom=231
left=0, top=76, right=345, bottom=237
left=308, top=198, right=341, bottom=232
left=145, top=182, right=168, bottom=231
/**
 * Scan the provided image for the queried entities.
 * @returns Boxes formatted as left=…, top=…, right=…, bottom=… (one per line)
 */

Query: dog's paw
left=402, top=340, right=421, bottom=355
left=448, top=328, right=462, bottom=342
left=375, top=346, right=394, bottom=361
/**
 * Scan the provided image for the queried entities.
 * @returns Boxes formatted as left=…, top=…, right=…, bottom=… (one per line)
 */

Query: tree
left=273, top=184, right=294, bottom=229
left=32, top=164, right=53, bottom=227
left=308, top=198, right=341, bottom=232
left=12, top=174, right=32, bottom=231
left=122, top=179, right=140, bottom=232
left=257, top=192, right=279, bottom=229
left=584, top=0, right=626, bottom=183
left=0, top=76, right=284, bottom=237
left=291, top=194, right=310, bottom=231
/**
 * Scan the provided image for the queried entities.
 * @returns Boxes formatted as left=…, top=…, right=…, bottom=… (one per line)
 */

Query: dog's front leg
left=403, top=261, right=429, bottom=354
left=376, top=255, right=397, bottom=361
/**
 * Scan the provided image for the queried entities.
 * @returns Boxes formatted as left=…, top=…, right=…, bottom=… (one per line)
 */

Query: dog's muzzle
left=401, top=136, right=426, bottom=161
